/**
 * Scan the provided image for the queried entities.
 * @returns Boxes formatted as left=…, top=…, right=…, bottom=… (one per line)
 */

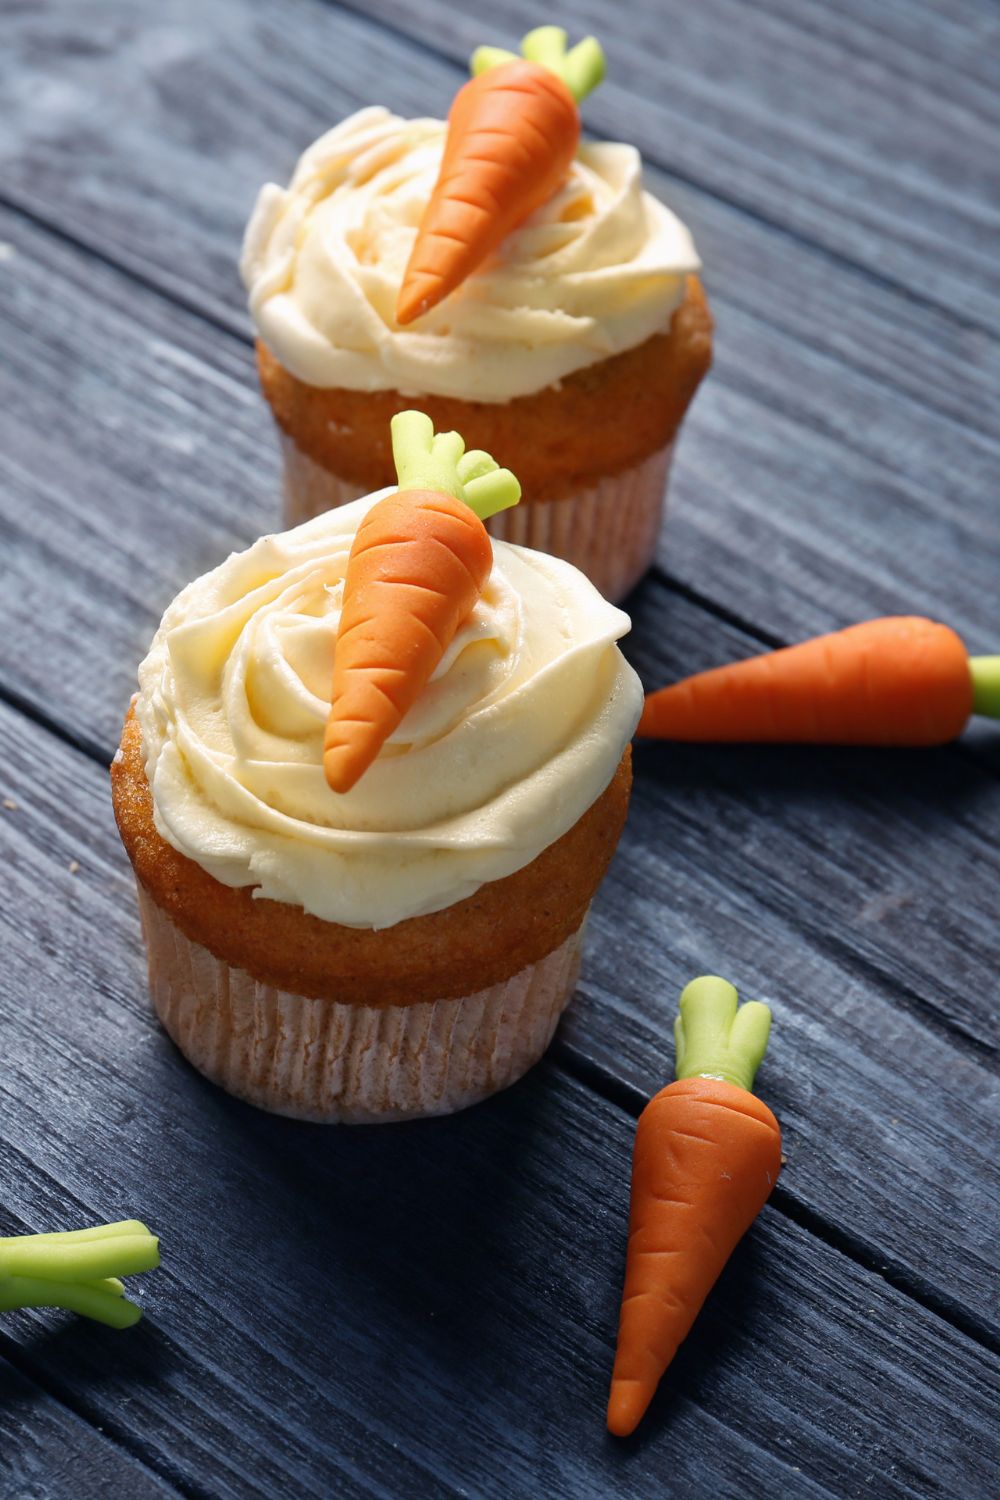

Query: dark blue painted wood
left=1, top=1, right=999, bottom=1494
left=0, top=1354, right=179, bottom=1498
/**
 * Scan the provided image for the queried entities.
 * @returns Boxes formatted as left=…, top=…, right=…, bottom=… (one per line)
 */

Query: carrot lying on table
left=324, top=411, right=521, bottom=794
left=638, top=616, right=1000, bottom=746
left=396, top=26, right=606, bottom=326
left=608, top=976, right=781, bottom=1437
left=0, top=1219, right=160, bottom=1329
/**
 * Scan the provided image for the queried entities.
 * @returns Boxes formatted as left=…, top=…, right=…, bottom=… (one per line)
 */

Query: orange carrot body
left=638, top=616, right=972, bottom=746
left=607, top=1076, right=782, bottom=1437
left=396, top=59, right=579, bottom=326
left=324, top=488, right=492, bottom=793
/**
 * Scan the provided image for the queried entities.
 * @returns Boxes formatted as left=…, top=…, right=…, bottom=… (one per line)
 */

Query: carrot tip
left=606, top=1387, right=644, bottom=1438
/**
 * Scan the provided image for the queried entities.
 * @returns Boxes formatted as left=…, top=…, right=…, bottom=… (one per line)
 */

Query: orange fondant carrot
left=396, top=26, right=605, bottom=325
left=608, top=977, right=781, bottom=1438
left=323, top=411, right=520, bottom=793
left=639, top=617, right=1000, bottom=746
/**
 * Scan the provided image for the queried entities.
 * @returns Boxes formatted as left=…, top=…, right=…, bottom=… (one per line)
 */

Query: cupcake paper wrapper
left=136, top=885, right=585, bottom=1123
left=279, top=434, right=674, bottom=602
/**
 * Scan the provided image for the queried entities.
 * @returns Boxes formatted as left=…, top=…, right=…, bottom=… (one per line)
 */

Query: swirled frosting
left=135, top=493, right=642, bottom=930
left=241, top=106, right=700, bottom=402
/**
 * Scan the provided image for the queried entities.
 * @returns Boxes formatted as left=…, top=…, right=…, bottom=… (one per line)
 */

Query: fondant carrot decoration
left=0, top=1219, right=160, bottom=1328
left=608, top=977, right=781, bottom=1437
left=639, top=617, right=1000, bottom=746
left=324, top=411, right=520, bottom=793
left=396, top=26, right=606, bottom=325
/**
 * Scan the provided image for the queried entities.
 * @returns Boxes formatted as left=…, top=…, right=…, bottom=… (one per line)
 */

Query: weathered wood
left=0, top=1353, right=178, bottom=1498
left=2, top=701, right=999, bottom=1499
left=3, top=2, right=999, bottom=647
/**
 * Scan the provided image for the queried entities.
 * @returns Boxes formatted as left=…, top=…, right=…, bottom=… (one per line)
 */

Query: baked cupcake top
left=241, top=105, right=700, bottom=403
left=135, top=491, right=642, bottom=931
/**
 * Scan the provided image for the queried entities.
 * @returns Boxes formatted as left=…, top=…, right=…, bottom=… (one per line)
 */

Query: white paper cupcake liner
left=136, top=885, right=585, bottom=1124
left=279, top=434, right=674, bottom=601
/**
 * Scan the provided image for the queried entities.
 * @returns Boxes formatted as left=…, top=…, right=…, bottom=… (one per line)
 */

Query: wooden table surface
left=2, top=2, right=999, bottom=1496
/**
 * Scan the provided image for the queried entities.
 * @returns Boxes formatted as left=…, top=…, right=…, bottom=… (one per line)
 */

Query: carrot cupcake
left=240, top=26, right=712, bottom=601
left=112, top=414, right=641, bottom=1122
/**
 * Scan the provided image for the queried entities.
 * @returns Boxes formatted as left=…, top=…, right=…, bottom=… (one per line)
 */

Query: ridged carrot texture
left=0, top=1219, right=160, bottom=1329
left=396, top=26, right=606, bottom=325
left=323, top=411, right=521, bottom=794
left=607, top=977, right=781, bottom=1438
left=639, top=617, right=1000, bottom=746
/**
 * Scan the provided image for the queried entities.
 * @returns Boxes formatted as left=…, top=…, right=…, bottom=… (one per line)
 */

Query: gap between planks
left=0, top=1329, right=208, bottom=1500
left=0, top=1342, right=186, bottom=1500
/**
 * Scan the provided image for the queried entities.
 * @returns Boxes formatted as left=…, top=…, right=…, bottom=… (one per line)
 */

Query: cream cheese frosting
left=135, top=492, right=643, bottom=930
left=241, top=106, right=700, bottom=403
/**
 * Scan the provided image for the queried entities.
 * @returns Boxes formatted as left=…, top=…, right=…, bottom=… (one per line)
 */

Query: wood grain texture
left=2, top=0, right=999, bottom=648
left=0, top=201, right=998, bottom=1344
left=1, top=700, right=999, bottom=1500
left=0, top=1355, right=179, bottom=1499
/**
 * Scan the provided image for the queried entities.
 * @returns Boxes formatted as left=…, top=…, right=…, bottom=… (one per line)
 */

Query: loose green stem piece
left=471, top=25, right=606, bottom=104
left=970, top=656, right=1000, bottom=720
left=390, top=411, right=521, bottom=520
left=674, top=976, right=772, bottom=1094
left=0, top=1221, right=159, bottom=1328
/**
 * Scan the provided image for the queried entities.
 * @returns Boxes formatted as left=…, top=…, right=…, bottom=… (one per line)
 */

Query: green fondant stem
left=0, top=1232, right=159, bottom=1283
left=390, top=411, right=521, bottom=519
left=0, top=1222, right=158, bottom=1327
left=521, top=25, right=568, bottom=69
left=0, top=1275, right=142, bottom=1328
left=471, top=25, right=606, bottom=103
left=0, top=1219, right=149, bottom=1247
left=970, top=656, right=1000, bottom=719
left=673, top=976, right=772, bottom=1094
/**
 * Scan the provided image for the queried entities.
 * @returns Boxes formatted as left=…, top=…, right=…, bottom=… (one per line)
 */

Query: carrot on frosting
left=396, top=25, right=606, bottom=326
left=638, top=617, right=1000, bottom=747
left=323, top=411, right=521, bottom=794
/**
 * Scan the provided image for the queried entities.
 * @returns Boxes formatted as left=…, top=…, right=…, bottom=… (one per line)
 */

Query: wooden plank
left=1, top=703, right=998, bottom=1498
left=750, top=0, right=1000, bottom=95
left=0, top=1353, right=178, bottom=1498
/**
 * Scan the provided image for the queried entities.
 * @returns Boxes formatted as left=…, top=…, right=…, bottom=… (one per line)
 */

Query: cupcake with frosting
left=112, top=414, right=641, bottom=1122
left=241, top=26, right=712, bottom=602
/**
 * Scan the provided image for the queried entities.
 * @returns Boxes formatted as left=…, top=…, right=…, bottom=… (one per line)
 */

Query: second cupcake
left=241, top=26, right=712, bottom=601
left=112, top=413, right=641, bottom=1122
